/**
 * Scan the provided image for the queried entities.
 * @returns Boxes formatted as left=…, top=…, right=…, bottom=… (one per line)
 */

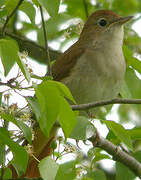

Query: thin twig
left=83, top=0, right=89, bottom=18
left=0, top=80, right=33, bottom=91
left=39, top=5, right=52, bottom=76
left=71, top=98, right=141, bottom=111
left=2, top=0, right=24, bottom=35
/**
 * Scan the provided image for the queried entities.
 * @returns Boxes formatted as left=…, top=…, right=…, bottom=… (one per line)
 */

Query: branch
left=71, top=98, right=141, bottom=110
left=2, top=31, right=61, bottom=63
left=39, top=5, right=51, bottom=76
left=2, top=0, right=24, bottom=35
left=89, top=133, right=141, bottom=178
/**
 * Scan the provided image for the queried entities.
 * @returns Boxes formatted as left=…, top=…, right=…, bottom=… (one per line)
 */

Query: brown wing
left=52, top=42, right=84, bottom=81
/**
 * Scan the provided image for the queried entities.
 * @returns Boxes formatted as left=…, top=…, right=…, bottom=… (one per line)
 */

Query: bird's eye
left=98, top=18, right=107, bottom=27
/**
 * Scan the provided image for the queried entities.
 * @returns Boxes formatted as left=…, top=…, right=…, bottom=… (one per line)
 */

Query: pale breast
left=61, top=46, right=126, bottom=107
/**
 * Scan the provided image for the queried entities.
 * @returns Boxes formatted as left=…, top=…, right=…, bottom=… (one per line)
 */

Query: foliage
left=0, top=0, right=141, bottom=179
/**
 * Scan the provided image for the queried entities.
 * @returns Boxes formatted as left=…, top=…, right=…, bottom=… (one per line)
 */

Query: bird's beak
left=111, top=16, right=133, bottom=25
left=118, top=16, right=133, bottom=24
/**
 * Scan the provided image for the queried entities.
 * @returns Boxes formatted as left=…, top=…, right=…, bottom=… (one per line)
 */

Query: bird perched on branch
left=52, top=10, right=132, bottom=114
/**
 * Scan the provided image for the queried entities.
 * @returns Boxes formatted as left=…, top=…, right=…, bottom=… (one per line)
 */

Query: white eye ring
left=98, top=18, right=107, bottom=27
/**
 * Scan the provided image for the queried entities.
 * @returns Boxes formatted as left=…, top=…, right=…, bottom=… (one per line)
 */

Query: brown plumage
left=52, top=42, right=84, bottom=81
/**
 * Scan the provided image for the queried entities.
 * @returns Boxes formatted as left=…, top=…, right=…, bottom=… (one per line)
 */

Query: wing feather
left=52, top=42, right=84, bottom=81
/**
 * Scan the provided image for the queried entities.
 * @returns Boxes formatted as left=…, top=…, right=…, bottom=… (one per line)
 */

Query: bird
left=23, top=10, right=133, bottom=178
left=52, top=10, right=133, bottom=114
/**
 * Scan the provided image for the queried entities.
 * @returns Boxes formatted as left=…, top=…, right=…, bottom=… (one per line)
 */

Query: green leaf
left=26, top=96, right=41, bottom=120
left=19, top=1, right=36, bottom=23
left=102, top=120, right=133, bottom=151
left=87, top=169, right=106, bottom=180
left=16, top=53, right=31, bottom=82
left=128, top=57, right=141, bottom=75
left=81, top=178, right=93, bottom=180
left=116, top=162, right=135, bottom=180
left=106, top=130, right=121, bottom=145
left=58, top=97, right=76, bottom=137
left=31, top=74, right=52, bottom=81
left=127, top=127, right=141, bottom=140
left=93, top=153, right=111, bottom=163
left=0, top=144, right=5, bottom=165
left=70, top=116, right=95, bottom=140
left=53, top=81, right=76, bottom=104
left=0, top=112, right=32, bottom=144
left=124, top=68, right=141, bottom=99
left=35, top=81, right=60, bottom=138
left=55, top=161, right=76, bottom=180
left=35, top=80, right=76, bottom=138
left=0, top=38, right=30, bottom=81
left=0, top=128, right=28, bottom=176
left=0, top=39, right=16, bottom=76
left=123, top=45, right=141, bottom=74
left=118, top=67, right=141, bottom=121
left=16, top=120, right=32, bottom=144
left=38, top=0, right=60, bottom=17
left=39, top=156, right=59, bottom=180
left=32, top=0, right=40, bottom=7
left=88, top=147, right=101, bottom=158
left=3, top=168, right=12, bottom=179
left=5, top=0, right=18, bottom=15
left=133, top=150, right=141, bottom=163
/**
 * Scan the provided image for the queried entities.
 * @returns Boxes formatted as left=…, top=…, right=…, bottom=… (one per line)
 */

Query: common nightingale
left=52, top=10, right=133, bottom=113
